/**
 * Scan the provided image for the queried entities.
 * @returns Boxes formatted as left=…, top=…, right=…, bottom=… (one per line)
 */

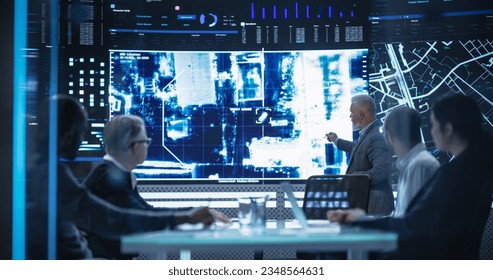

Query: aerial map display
left=369, top=39, right=493, bottom=160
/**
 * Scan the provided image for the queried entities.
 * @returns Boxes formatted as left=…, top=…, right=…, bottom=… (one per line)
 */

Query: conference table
left=121, top=220, right=398, bottom=260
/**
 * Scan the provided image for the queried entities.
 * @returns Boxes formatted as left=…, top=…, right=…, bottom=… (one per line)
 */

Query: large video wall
left=27, top=0, right=493, bottom=181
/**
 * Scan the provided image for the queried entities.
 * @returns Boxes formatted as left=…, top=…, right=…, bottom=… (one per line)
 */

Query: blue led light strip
left=12, top=0, right=27, bottom=260
left=47, top=0, right=60, bottom=260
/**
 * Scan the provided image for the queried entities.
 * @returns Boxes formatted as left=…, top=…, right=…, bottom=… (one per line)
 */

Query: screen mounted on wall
left=28, top=0, right=492, bottom=182
left=108, top=49, right=368, bottom=181
left=50, top=0, right=371, bottom=182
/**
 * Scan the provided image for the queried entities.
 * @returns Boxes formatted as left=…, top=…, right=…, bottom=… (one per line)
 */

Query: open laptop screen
left=302, top=175, right=371, bottom=220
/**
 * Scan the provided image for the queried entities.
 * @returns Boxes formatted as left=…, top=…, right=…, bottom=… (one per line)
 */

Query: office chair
left=297, top=174, right=371, bottom=260
left=302, top=174, right=371, bottom=220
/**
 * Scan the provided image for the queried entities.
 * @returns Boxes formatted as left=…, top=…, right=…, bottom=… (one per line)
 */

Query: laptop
left=281, top=181, right=334, bottom=229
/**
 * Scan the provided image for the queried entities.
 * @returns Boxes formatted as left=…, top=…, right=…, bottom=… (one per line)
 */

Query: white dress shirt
left=393, top=143, right=440, bottom=217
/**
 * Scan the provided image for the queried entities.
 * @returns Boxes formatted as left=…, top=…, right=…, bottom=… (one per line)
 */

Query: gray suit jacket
left=336, top=120, right=394, bottom=215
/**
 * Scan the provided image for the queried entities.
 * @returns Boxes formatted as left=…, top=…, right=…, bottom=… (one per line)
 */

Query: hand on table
left=326, top=208, right=366, bottom=224
left=210, top=209, right=230, bottom=224
left=176, top=207, right=230, bottom=227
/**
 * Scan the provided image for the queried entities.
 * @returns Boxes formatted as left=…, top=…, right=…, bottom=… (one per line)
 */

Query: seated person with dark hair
left=83, top=114, right=229, bottom=258
left=328, top=95, right=493, bottom=259
left=333, top=106, right=440, bottom=221
left=26, top=95, right=219, bottom=260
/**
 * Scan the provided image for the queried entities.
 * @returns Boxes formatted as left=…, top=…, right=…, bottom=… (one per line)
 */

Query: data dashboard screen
left=105, top=0, right=368, bottom=51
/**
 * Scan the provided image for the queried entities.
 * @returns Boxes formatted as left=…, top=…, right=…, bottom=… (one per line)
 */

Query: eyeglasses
left=131, top=138, right=152, bottom=147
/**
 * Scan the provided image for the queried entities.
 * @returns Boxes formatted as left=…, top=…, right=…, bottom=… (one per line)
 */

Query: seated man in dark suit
left=83, top=114, right=228, bottom=258
left=26, top=95, right=219, bottom=259
left=83, top=114, right=178, bottom=211
left=328, top=95, right=493, bottom=259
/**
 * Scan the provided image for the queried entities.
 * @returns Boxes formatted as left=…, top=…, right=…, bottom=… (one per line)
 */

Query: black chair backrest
left=302, top=174, right=371, bottom=220
left=465, top=172, right=493, bottom=259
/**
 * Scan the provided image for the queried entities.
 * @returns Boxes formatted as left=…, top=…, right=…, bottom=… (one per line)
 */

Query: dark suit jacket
left=336, top=120, right=394, bottom=215
left=26, top=158, right=176, bottom=259
left=84, top=160, right=157, bottom=211
left=353, top=133, right=493, bottom=259
left=84, top=160, right=193, bottom=212
left=83, top=160, right=191, bottom=258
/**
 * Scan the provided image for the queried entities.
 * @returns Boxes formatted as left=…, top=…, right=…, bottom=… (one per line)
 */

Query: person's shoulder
left=83, top=161, right=119, bottom=186
left=480, top=131, right=493, bottom=151
left=413, top=150, right=440, bottom=166
left=85, top=161, right=107, bottom=178
left=367, top=121, right=382, bottom=132
left=57, top=161, right=86, bottom=192
left=366, top=128, right=386, bottom=144
left=468, top=131, right=493, bottom=158
left=91, top=160, right=119, bottom=173
left=365, top=121, right=384, bottom=137
left=58, top=161, right=73, bottom=174
left=96, top=160, right=128, bottom=182
left=476, top=133, right=493, bottom=166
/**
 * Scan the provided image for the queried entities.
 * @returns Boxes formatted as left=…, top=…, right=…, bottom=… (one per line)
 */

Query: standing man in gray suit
left=325, top=94, right=394, bottom=215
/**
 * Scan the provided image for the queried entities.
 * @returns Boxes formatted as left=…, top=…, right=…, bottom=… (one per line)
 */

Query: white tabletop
left=121, top=220, right=398, bottom=260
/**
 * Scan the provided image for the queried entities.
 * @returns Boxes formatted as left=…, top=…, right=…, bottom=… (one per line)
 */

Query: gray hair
left=103, top=114, right=146, bottom=156
left=351, top=94, right=377, bottom=117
